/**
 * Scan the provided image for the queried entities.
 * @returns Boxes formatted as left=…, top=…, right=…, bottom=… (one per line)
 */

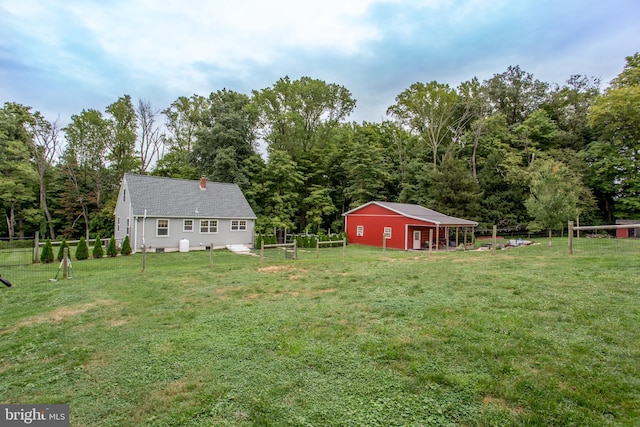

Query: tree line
left=2, top=53, right=639, bottom=242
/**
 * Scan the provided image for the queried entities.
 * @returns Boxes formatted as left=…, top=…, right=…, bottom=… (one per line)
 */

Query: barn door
left=413, top=230, right=421, bottom=250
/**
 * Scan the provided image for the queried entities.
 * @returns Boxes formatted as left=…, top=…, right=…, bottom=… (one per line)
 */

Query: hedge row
left=39, top=235, right=133, bottom=263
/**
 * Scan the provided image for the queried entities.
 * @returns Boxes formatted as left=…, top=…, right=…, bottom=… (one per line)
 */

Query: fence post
left=316, top=238, right=320, bottom=259
left=568, top=221, right=574, bottom=255
left=492, top=225, right=497, bottom=256
left=294, top=239, right=298, bottom=260
left=141, top=244, right=147, bottom=272
left=63, top=247, right=69, bottom=279
left=210, top=243, right=214, bottom=268
left=260, top=241, right=264, bottom=265
left=34, top=232, right=40, bottom=263
left=342, top=238, right=346, bottom=258
left=382, top=234, right=387, bottom=256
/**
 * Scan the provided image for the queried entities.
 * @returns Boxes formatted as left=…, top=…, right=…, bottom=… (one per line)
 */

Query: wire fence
left=2, top=227, right=639, bottom=287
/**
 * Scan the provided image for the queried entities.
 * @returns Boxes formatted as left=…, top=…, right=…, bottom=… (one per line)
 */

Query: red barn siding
left=345, top=204, right=436, bottom=250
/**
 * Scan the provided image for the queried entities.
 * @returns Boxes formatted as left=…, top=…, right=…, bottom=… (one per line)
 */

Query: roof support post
left=429, top=229, right=433, bottom=256
left=445, top=227, right=449, bottom=252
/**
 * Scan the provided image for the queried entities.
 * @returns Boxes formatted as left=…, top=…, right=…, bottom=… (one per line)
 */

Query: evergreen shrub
left=56, top=238, right=69, bottom=262
left=107, top=236, right=118, bottom=257
left=93, top=234, right=104, bottom=259
left=76, top=236, right=89, bottom=260
left=40, top=239, right=54, bottom=263
left=121, top=235, right=132, bottom=255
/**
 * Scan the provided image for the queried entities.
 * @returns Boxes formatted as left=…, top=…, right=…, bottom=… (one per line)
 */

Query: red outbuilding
left=343, top=201, right=478, bottom=251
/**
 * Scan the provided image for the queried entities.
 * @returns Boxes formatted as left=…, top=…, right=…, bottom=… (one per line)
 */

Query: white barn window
left=383, top=227, right=392, bottom=239
left=356, top=225, right=364, bottom=236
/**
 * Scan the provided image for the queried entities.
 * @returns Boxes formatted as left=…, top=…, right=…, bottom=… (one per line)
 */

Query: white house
left=114, top=174, right=257, bottom=253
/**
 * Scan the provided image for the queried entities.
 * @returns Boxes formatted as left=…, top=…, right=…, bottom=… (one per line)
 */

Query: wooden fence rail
left=568, top=221, right=640, bottom=255
left=261, top=241, right=297, bottom=263
left=315, top=239, right=346, bottom=259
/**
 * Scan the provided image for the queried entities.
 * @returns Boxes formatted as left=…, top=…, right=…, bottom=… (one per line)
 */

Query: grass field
left=1, top=243, right=639, bottom=426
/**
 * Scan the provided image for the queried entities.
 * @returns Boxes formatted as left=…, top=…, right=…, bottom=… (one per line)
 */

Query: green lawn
left=1, top=244, right=639, bottom=426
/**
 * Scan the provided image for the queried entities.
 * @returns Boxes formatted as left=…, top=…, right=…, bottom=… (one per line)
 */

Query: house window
left=117, top=216, right=120, bottom=233
left=126, top=218, right=130, bottom=235
left=231, top=220, right=247, bottom=231
left=356, top=225, right=364, bottom=237
left=183, top=219, right=194, bottom=232
left=200, top=219, right=218, bottom=233
left=157, top=219, right=169, bottom=236
left=383, top=227, right=392, bottom=239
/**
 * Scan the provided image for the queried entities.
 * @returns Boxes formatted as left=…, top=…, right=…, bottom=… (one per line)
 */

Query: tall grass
left=1, top=245, right=638, bottom=426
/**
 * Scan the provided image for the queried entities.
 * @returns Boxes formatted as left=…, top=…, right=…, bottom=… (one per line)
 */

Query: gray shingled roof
left=124, top=174, right=256, bottom=219
left=344, top=201, right=477, bottom=226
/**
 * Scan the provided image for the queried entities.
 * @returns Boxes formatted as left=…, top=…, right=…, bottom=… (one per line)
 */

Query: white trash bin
left=179, top=239, right=190, bottom=252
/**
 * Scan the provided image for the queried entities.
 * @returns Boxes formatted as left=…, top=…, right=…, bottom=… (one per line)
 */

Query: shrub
left=40, top=239, right=54, bottom=263
left=76, top=236, right=89, bottom=260
left=56, top=238, right=69, bottom=262
left=93, top=234, right=104, bottom=259
left=121, top=235, right=132, bottom=256
left=107, top=236, right=118, bottom=257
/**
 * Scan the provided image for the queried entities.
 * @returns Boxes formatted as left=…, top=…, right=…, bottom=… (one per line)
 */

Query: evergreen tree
left=56, top=238, right=69, bottom=262
left=121, top=235, right=132, bottom=255
left=93, top=234, right=104, bottom=259
left=107, top=236, right=118, bottom=257
left=75, top=236, right=88, bottom=260
left=40, top=239, right=54, bottom=263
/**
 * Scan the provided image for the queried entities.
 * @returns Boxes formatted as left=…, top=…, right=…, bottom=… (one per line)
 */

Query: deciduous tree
left=525, top=159, right=585, bottom=244
left=587, top=53, right=640, bottom=219
left=254, top=76, right=355, bottom=160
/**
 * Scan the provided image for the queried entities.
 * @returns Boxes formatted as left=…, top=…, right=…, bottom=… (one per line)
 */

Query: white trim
left=383, top=227, right=392, bottom=239
left=230, top=219, right=247, bottom=231
left=342, top=201, right=478, bottom=227
left=156, top=219, right=169, bottom=237
left=199, top=219, right=218, bottom=234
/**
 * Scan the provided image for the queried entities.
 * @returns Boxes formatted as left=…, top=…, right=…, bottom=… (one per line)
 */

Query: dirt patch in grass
left=257, top=265, right=309, bottom=280
left=108, top=319, right=128, bottom=327
left=258, top=265, right=293, bottom=273
left=482, top=395, right=528, bottom=416
left=82, top=351, right=108, bottom=371
left=258, top=265, right=308, bottom=273
left=1, top=299, right=117, bottom=333
left=130, top=378, right=205, bottom=423
left=243, top=288, right=336, bottom=300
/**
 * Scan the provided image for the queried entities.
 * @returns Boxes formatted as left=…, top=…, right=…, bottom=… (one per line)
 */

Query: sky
left=1, top=0, right=639, bottom=127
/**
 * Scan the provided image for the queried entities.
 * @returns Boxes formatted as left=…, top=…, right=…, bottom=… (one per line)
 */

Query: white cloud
left=36, top=0, right=385, bottom=91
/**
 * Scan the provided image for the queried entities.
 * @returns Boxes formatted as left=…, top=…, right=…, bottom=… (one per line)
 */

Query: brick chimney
left=199, top=176, right=206, bottom=190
